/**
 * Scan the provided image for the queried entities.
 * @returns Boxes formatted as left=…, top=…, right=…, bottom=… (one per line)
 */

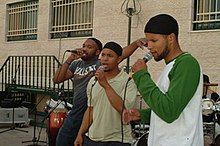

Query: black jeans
left=56, top=98, right=87, bottom=146
left=83, top=136, right=131, bottom=146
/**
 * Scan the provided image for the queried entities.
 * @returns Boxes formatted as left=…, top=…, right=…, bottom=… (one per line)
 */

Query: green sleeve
left=133, top=55, right=200, bottom=123
left=139, top=108, right=151, bottom=124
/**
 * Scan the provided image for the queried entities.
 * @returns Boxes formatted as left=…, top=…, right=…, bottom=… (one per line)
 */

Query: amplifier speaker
left=0, top=107, right=29, bottom=126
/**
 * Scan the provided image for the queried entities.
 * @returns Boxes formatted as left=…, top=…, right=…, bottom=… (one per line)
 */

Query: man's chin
left=154, top=57, right=163, bottom=62
left=81, top=56, right=89, bottom=61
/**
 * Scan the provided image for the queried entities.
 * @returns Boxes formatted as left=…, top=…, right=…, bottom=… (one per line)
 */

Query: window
left=50, top=0, right=93, bottom=39
left=193, top=0, right=220, bottom=30
left=7, top=0, right=39, bottom=41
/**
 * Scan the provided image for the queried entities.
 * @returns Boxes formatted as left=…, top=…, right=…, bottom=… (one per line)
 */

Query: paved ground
left=0, top=125, right=48, bottom=146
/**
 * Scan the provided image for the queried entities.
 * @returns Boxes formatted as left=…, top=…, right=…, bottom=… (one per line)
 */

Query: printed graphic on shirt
left=74, top=64, right=97, bottom=79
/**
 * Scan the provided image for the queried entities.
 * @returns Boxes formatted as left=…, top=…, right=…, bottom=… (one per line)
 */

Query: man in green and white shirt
left=123, top=14, right=204, bottom=146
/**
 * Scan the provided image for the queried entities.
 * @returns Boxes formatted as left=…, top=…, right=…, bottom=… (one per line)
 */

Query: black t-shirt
left=69, top=58, right=100, bottom=104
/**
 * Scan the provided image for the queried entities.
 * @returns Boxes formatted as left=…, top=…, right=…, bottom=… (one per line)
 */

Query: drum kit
left=202, top=99, right=220, bottom=116
left=202, top=83, right=220, bottom=145
left=131, top=94, right=149, bottom=146
left=39, top=83, right=219, bottom=146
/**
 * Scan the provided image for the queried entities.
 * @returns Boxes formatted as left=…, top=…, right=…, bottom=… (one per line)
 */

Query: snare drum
left=132, top=132, right=148, bottom=146
left=202, top=99, right=214, bottom=115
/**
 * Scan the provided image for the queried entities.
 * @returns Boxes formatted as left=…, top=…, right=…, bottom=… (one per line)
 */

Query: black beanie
left=103, top=41, right=122, bottom=56
left=144, top=14, right=179, bottom=36
left=88, top=37, right=103, bottom=51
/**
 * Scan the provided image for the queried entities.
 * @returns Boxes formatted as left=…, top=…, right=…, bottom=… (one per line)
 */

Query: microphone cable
left=121, top=77, right=132, bottom=143
left=87, top=78, right=97, bottom=137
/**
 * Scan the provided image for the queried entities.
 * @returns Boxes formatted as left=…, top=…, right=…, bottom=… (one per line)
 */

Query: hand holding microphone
left=66, top=48, right=86, bottom=56
left=65, top=48, right=86, bottom=64
left=132, top=49, right=153, bottom=73
left=94, top=65, right=108, bottom=87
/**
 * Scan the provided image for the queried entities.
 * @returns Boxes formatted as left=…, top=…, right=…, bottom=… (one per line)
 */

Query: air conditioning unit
left=0, top=107, right=29, bottom=126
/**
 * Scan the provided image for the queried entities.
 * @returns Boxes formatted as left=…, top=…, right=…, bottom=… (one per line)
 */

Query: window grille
left=50, top=0, right=93, bottom=39
left=7, top=0, right=39, bottom=41
left=193, top=0, right=220, bottom=30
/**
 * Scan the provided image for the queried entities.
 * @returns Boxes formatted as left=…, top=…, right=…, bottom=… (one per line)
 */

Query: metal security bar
left=0, top=55, right=74, bottom=100
left=50, top=0, right=93, bottom=39
left=7, top=0, right=39, bottom=41
left=193, top=0, right=220, bottom=30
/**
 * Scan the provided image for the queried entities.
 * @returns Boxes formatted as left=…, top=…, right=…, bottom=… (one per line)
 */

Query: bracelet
left=64, top=61, right=71, bottom=65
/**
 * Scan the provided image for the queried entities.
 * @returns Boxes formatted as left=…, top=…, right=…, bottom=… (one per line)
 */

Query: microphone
left=66, top=50, right=78, bottom=53
left=127, top=52, right=153, bottom=81
left=143, top=52, right=153, bottom=63
left=98, top=65, right=107, bottom=72
left=92, top=65, right=107, bottom=86
left=139, top=46, right=153, bottom=63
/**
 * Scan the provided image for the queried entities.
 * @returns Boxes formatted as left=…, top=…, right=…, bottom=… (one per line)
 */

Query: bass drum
left=132, top=132, right=148, bottom=146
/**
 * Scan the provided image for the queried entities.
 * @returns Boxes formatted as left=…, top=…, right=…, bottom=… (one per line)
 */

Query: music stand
left=0, top=75, right=28, bottom=134
left=22, top=94, right=47, bottom=145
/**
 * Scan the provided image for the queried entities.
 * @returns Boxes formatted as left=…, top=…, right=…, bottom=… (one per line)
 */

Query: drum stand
left=22, top=95, right=47, bottom=146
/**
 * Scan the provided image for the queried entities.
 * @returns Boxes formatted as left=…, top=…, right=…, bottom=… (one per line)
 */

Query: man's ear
left=168, top=33, right=176, bottom=42
left=117, top=56, right=122, bottom=63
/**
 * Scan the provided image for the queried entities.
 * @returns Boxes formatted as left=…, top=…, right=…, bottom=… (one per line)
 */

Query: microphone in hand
left=92, top=65, right=107, bottom=86
left=143, top=51, right=153, bottom=63
left=131, top=51, right=153, bottom=73
left=139, top=46, right=153, bottom=63
left=66, top=50, right=78, bottom=53
left=95, top=65, right=107, bottom=81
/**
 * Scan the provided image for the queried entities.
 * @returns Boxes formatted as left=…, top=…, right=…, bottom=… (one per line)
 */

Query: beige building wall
left=0, top=0, right=219, bottom=91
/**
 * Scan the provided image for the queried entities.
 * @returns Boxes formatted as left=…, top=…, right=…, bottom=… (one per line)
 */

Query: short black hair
left=88, top=37, right=103, bottom=51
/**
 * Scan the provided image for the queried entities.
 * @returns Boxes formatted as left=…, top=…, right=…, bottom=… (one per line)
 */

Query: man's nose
left=147, top=42, right=153, bottom=50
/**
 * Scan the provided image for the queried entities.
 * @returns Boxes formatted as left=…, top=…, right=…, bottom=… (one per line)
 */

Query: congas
left=132, top=132, right=148, bottom=146
left=202, top=99, right=214, bottom=115
left=47, top=108, right=67, bottom=146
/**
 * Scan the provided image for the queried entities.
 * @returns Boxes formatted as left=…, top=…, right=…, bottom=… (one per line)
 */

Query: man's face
left=145, top=33, right=170, bottom=62
left=81, top=39, right=100, bottom=61
left=100, top=48, right=121, bottom=72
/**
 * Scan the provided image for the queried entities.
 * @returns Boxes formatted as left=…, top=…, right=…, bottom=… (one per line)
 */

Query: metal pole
left=126, top=8, right=133, bottom=73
